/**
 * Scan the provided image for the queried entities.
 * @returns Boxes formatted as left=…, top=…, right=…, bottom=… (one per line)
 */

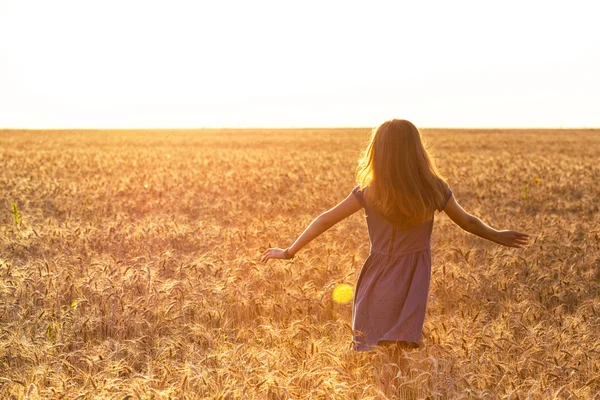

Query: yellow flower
left=332, top=284, right=354, bottom=304
left=533, top=178, right=541, bottom=185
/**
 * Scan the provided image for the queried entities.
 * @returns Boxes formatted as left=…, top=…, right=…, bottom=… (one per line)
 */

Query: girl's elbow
left=317, top=213, right=336, bottom=228
left=461, top=215, right=478, bottom=232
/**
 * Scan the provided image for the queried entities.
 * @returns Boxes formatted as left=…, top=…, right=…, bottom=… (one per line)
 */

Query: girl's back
left=352, top=185, right=452, bottom=259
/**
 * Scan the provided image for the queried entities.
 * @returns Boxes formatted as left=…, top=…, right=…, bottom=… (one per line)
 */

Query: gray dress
left=351, top=185, right=452, bottom=351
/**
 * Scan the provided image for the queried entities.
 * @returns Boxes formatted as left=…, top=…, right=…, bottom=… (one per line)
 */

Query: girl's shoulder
left=437, top=181, right=453, bottom=212
left=351, top=185, right=366, bottom=208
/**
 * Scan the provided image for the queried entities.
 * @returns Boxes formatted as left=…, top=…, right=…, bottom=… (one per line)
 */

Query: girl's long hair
left=356, top=119, right=448, bottom=227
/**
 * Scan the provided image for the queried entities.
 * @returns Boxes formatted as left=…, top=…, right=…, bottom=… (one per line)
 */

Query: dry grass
left=1, top=128, right=599, bottom=399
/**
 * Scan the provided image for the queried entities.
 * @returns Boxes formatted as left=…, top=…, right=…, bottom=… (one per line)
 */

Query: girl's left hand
left=261, top=248, right=287, bottom=263
left=494, top=230, right=530, bottom=248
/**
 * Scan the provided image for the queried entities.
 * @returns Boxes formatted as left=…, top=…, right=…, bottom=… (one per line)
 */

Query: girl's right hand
left=494, top=230, right=530, bottom=248
left=261, top=247, right=288, bottom=263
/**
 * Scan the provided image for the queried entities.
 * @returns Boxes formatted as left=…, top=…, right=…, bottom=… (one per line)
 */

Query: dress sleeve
left=437, top=184, right=453, bottom=212
left=351, top=185, right=366, bottom=208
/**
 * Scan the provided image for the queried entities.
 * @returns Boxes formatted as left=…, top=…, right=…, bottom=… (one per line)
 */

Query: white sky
left=0, top=0, right=598, bottom=128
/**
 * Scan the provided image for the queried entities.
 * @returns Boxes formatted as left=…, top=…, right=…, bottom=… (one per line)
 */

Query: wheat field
left=1, top=128, right=599, bottom=399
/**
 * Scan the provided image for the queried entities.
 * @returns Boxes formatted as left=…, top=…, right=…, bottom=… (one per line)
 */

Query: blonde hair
left=356, top=119, right=448, bottom=227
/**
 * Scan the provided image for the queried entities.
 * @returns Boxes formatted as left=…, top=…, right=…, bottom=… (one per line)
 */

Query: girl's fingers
left=262, top=248, right=274, bottom=259
left=261, top=250, right=270, bottom=262
left=512, top=231, right=529, bottom=238
left=260, top=248, right=290, bottom=262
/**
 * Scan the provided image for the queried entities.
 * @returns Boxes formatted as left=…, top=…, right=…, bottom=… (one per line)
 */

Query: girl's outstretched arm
left=261, top=191, right=362, bottom=263
left=442, top=195, right=530, bottom=248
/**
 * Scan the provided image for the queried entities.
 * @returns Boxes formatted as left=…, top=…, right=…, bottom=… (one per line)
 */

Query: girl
left=261, top=119, right=529, bottom=351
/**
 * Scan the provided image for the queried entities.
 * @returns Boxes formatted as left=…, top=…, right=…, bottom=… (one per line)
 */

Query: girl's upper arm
left=442, top=194, right=473, bottom=230
left=319, top=191, right=363, bottom=226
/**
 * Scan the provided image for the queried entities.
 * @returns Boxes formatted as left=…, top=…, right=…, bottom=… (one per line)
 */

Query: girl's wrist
left=489, top=230, right=501, bottom=243
left=284, top=248, right=295, bottom=259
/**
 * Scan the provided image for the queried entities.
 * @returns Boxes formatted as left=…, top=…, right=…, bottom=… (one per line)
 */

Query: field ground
left=1, top=128, right=599, bottom=399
